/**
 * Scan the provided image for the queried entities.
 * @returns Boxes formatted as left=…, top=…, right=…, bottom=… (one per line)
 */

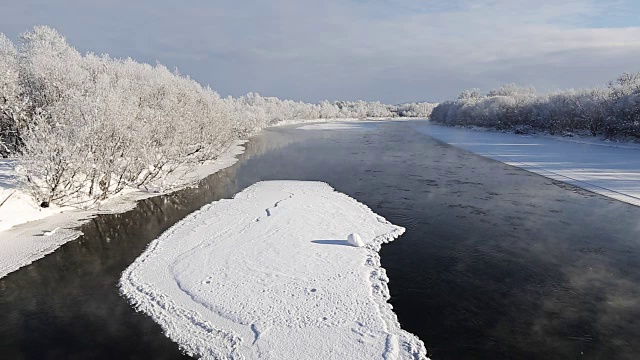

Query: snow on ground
left=271, top=117, right=417, bottom=129
left=119, top=181, right=427, bottom=360
left=0, top=140, right=247, bottom=279
left=415, top=123, right=640, bottom=207
left=0, top=159, right=71, bottom=233
left=299, top=121, right=380, bottom=131
left=267, top=118, right=360, bottom=127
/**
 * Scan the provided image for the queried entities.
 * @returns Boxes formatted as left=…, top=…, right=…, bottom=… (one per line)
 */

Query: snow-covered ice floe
left=119, top=181, right=427, bottom=359
left=415, top=123, right=640, bottom=207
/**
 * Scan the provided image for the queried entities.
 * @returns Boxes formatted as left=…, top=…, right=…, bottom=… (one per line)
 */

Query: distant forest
left=431, top=73, right=640, bottom=139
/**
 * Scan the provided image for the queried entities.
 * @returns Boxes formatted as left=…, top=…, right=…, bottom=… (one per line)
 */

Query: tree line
left=0, top=26, right=435, bottom=208
left=431, top=75, right=640, bottom=139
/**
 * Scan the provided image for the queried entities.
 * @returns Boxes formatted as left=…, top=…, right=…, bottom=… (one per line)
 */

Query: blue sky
left=2, top=0, right=640, bottom=103
left=584, top=2, right=640, bottom=28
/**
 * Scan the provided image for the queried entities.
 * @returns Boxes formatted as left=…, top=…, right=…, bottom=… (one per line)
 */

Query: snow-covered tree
left=431, top=76, right=640, bottom=139
left=457, top=88, right=482, bottom=100
left=394, top=102, right=438, bottom=117
left=0, top=34, right=26, bottom=156
left=2, top=25, right=430, bottom=207
left=18, top=26, right=85, bottom=122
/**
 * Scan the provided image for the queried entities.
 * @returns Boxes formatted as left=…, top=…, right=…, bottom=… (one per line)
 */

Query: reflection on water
left=1, top=120, right=640, bottom=359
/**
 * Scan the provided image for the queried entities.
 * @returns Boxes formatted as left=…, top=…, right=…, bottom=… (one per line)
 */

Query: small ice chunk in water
left=347, top=233, right=364, bottom=247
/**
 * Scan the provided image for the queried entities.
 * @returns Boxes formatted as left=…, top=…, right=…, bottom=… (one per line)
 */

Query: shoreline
left=414, top=122, right=640, bottom=207
left=0, top=139, right=248, bottom=279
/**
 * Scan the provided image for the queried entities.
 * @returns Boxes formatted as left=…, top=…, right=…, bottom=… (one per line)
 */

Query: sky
left=2, top=0, right=640, bottom=103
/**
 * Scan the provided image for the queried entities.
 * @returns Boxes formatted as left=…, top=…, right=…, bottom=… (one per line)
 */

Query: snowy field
left=414, top=123, right=640, bottom=207
left=0, top=141, right=247, bottom=279
left=119, top=181, right=427, bottom=359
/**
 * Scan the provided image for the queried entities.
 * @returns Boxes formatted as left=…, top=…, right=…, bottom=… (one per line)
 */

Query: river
left=1, top=120, right=639, bottom=359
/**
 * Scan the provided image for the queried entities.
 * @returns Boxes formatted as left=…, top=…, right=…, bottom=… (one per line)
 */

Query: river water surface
left=1, top=120, right=640, bottom=359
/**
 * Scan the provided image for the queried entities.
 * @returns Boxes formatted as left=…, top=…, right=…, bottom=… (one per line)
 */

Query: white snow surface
left=415, top=123, right=640, bottom=206
left=347, top=233, right=365, bottom=247
left=0, top=140, right=247, bottom=279
left=298, top=121, right=379, bottom=131
left=119, top=181, right=427, bottom=360
left=0, top=159, right=69, bottom=233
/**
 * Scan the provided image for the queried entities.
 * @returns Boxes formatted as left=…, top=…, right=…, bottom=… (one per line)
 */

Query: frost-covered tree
left=18, top=26, right=85, bottom=122
left=0, top=34, right=26, bottom=156
left=394, top=102, right=438, bottom=117
left=457, top=88, right=482, bottom=100
left=2, top=25, right=431, bottom=207
left=319, top=100, right=339, bottom=119
left=11, top=27, right=239, bottom=205
left=487, top=83, right=536, bottom=98
left=431, top=75, right=640, bottom=139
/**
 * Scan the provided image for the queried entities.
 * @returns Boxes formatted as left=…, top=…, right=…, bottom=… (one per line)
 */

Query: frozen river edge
left=119, top=181, right=427, bottom=359
left=415, top=123, right=640, bottom=207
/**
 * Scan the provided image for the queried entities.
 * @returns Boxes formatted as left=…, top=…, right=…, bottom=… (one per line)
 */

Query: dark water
left=1, top=121, right=640, bottom=359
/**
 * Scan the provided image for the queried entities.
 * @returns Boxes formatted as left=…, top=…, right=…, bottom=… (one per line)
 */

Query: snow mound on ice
left=119, top=181, right=427, bottom=359
left=347, top=233, right=365, bottom=247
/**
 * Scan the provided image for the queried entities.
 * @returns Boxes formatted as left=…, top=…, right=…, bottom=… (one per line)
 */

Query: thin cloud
left=1, top=0, right=639, bottom=103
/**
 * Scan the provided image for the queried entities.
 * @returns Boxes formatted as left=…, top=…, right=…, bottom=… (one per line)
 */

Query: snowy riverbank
left=0, top=140, right=247, bottom=279
left=415, top=123, right=640, bottom=207
left=119, top=181, right=427, bottom=359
